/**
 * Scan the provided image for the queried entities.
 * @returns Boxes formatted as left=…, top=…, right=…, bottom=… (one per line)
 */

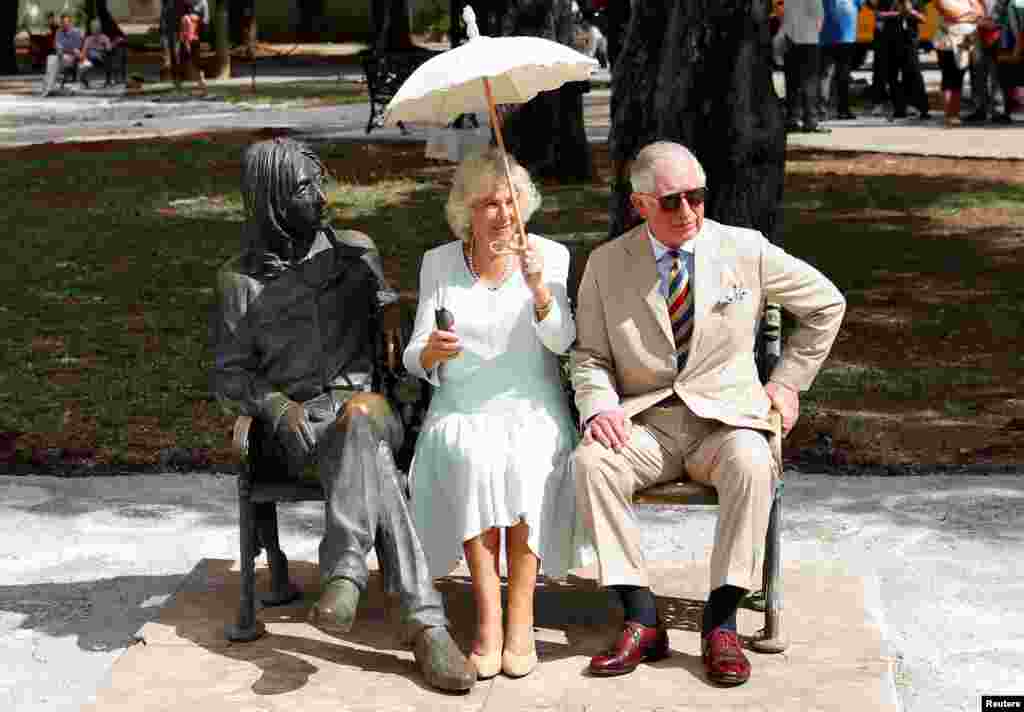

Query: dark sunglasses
left=646, top=187, right=707, bottom=212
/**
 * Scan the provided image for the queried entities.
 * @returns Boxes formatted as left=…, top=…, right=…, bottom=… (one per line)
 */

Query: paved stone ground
left=2, top=65, right=1021, bottom=156
left=2, top=472, right=1022, bottom=711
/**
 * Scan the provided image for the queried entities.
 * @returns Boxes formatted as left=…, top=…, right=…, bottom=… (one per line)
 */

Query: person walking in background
left=79, top=19, right=112, bottom=88
left=869, top=4, right=893, bottom=113
left=820, top=0, right=865, bottom=120
left=870, top=0, right=932, bottom=120
left=784, top=0, right=831, bottom=132
left=988, top=0, right=1024, bottom=122
left=933, top=0, right=983, bottom=126
left=967, top=0, right=1004, bottom=122
left=175, top=0, right=208, bottom=91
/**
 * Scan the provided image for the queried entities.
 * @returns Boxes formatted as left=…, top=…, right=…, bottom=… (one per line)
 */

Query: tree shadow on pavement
left=0, top=573, right=185, bottom=653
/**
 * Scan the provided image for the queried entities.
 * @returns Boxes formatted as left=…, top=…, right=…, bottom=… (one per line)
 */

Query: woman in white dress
left=403, top=148, right=584, bottom=680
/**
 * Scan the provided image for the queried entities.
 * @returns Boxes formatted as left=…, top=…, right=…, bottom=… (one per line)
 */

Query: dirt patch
left=781, top=149, right=1024, bottom=468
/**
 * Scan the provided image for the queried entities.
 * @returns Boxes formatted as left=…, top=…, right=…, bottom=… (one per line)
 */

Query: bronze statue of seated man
left=210, top=137, right=475, bottom=692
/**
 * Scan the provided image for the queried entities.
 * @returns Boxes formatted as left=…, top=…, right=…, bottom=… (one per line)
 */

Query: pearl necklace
left=465, top=243, right=511, bottom=291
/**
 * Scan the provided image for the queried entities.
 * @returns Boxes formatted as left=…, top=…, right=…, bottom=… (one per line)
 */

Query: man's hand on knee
left=583, top=407, right=629, bottom=452
left=765, top=381, right=799, bottom=436
left=277, top=399, right=316, bottom=460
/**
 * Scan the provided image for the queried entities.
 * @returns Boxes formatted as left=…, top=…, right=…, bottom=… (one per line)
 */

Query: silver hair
left=629, top=141, right=706, bottom=194
left=445, top=146, right=542, bottom=243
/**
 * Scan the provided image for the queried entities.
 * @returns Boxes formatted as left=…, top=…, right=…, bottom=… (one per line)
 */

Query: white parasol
left=383, top=5, right=598, bottom=253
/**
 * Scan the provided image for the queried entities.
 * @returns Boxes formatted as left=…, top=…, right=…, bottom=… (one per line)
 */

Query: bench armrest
left=767, top=407, right=783, bottom=473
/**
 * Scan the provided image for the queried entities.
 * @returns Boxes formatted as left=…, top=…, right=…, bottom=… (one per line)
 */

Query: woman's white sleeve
left=402, top=250, right=442, bottom=386
left=532, top=240, right=576, bottom=355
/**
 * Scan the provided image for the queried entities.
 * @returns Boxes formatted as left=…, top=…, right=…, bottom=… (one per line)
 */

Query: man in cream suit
left=571, top=142, right=845, bottom=686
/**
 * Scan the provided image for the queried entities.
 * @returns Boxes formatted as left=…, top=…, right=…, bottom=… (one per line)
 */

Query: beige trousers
left=572, top=400, right=779, bottom=592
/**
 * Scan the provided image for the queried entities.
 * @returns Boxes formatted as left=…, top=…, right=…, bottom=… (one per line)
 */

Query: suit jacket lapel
left=623, top=224, right=674, bottom=348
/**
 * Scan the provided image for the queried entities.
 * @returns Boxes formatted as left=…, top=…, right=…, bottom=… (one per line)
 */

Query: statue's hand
left=276, top=399, right=316, bottom=461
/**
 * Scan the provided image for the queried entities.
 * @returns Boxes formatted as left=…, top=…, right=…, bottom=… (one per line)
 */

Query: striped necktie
left=666, top=249, right=693, bottom=367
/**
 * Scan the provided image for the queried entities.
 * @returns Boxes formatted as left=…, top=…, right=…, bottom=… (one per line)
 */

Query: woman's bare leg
left=505, top=521, right=538, bottom=654
left=463, top=528, right=502, bottom=655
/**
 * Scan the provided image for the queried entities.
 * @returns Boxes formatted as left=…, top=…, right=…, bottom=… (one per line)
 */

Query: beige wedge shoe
left=469, top=645, right=502, bottom=679
left=501, top=637, right=538, bottom=678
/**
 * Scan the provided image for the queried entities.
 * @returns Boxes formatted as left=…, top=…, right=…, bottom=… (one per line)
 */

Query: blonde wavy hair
left=445, top=147, right=542, bottom=243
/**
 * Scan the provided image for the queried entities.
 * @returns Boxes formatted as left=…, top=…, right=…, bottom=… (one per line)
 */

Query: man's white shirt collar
left=647, top=224, right=701, bottom=261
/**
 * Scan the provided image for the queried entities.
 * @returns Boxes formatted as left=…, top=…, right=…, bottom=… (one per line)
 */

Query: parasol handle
left=482, top=77, right=530, bottom=255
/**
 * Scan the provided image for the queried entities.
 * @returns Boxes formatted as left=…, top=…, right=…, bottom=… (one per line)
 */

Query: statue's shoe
left=414, top=626, right=477, bottom=692
left=308, top=577, right=360, bottom=633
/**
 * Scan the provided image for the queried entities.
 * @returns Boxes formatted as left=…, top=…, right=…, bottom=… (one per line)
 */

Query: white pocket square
left=717, top=285, right=751, bottom=306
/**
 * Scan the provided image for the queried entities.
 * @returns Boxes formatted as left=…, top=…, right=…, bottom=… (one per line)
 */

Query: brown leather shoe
left=589, top=621, right=670, bottom=676
left=702, top=628, right=751, bottom=686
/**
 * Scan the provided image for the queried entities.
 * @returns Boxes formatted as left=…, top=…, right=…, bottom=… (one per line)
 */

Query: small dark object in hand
left=435, top=307, right=454, bottom=331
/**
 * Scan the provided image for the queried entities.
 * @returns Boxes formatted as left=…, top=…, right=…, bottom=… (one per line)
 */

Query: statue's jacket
left=210, top=227, right=398, bottom=424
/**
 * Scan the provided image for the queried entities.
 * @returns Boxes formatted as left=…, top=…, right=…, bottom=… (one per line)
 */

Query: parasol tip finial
left=462, top=5, right=480, bottom=40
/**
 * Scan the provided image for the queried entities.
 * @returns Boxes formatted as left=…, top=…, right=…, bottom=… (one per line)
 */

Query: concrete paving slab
left=84, top=556, right=892, bottom=712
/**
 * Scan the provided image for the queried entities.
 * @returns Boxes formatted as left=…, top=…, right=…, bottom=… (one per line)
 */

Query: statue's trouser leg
left=316, top=407, right=448, bottom=642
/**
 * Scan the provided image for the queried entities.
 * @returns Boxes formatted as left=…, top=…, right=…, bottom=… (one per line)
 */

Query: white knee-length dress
left=403, top=236, right=591, bottom=579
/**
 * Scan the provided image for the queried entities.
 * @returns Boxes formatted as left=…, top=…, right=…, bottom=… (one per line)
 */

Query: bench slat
left=251, top=482, right=324, bottom=503
left=634, top=480, right=719, bottom=505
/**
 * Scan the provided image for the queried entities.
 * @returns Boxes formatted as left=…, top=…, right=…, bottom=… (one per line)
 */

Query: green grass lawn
left=3, top=137, right=1022, bottom=467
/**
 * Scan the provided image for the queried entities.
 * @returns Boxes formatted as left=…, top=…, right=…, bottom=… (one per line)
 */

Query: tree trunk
left=500, top=0, right=593, bottom=183
left=1, top=0, right=17, bottom=75
left=229, top=0, right=256, bottom=51
left=372, top=0, right=415, bottom=49
left=604, top=0, right=629, bottom=69
left=297, top=0, right=326, bottom=40
left=96, top=0, right=125, bottom=41
left=607, top=0, right=785, bottom=243
left=211, top=0, right=230, bottom=79
left=82, top=0, right=96, bottom=39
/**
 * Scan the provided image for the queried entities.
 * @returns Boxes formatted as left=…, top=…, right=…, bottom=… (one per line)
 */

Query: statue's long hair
left=239, top=137, right=326, bottom=278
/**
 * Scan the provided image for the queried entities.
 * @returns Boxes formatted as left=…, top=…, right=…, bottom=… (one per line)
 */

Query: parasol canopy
left=383, top=7, right=598, bottom=127
left=383, top=6, right=597, bottom=253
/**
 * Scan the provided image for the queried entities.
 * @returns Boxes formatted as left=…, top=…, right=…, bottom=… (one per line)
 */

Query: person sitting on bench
left=79, top=20, right=112, bottom=88
left=54, top=13, right=83, bottom=81
left=570, top=141, right=846, bottom=686
left=210, top=138, right=476, bottom=693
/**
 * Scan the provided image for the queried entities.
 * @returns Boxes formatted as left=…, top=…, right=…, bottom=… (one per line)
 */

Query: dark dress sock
left=702, top=584, right=748, bottom=636
left=611, top=585, right=659, bottom=627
